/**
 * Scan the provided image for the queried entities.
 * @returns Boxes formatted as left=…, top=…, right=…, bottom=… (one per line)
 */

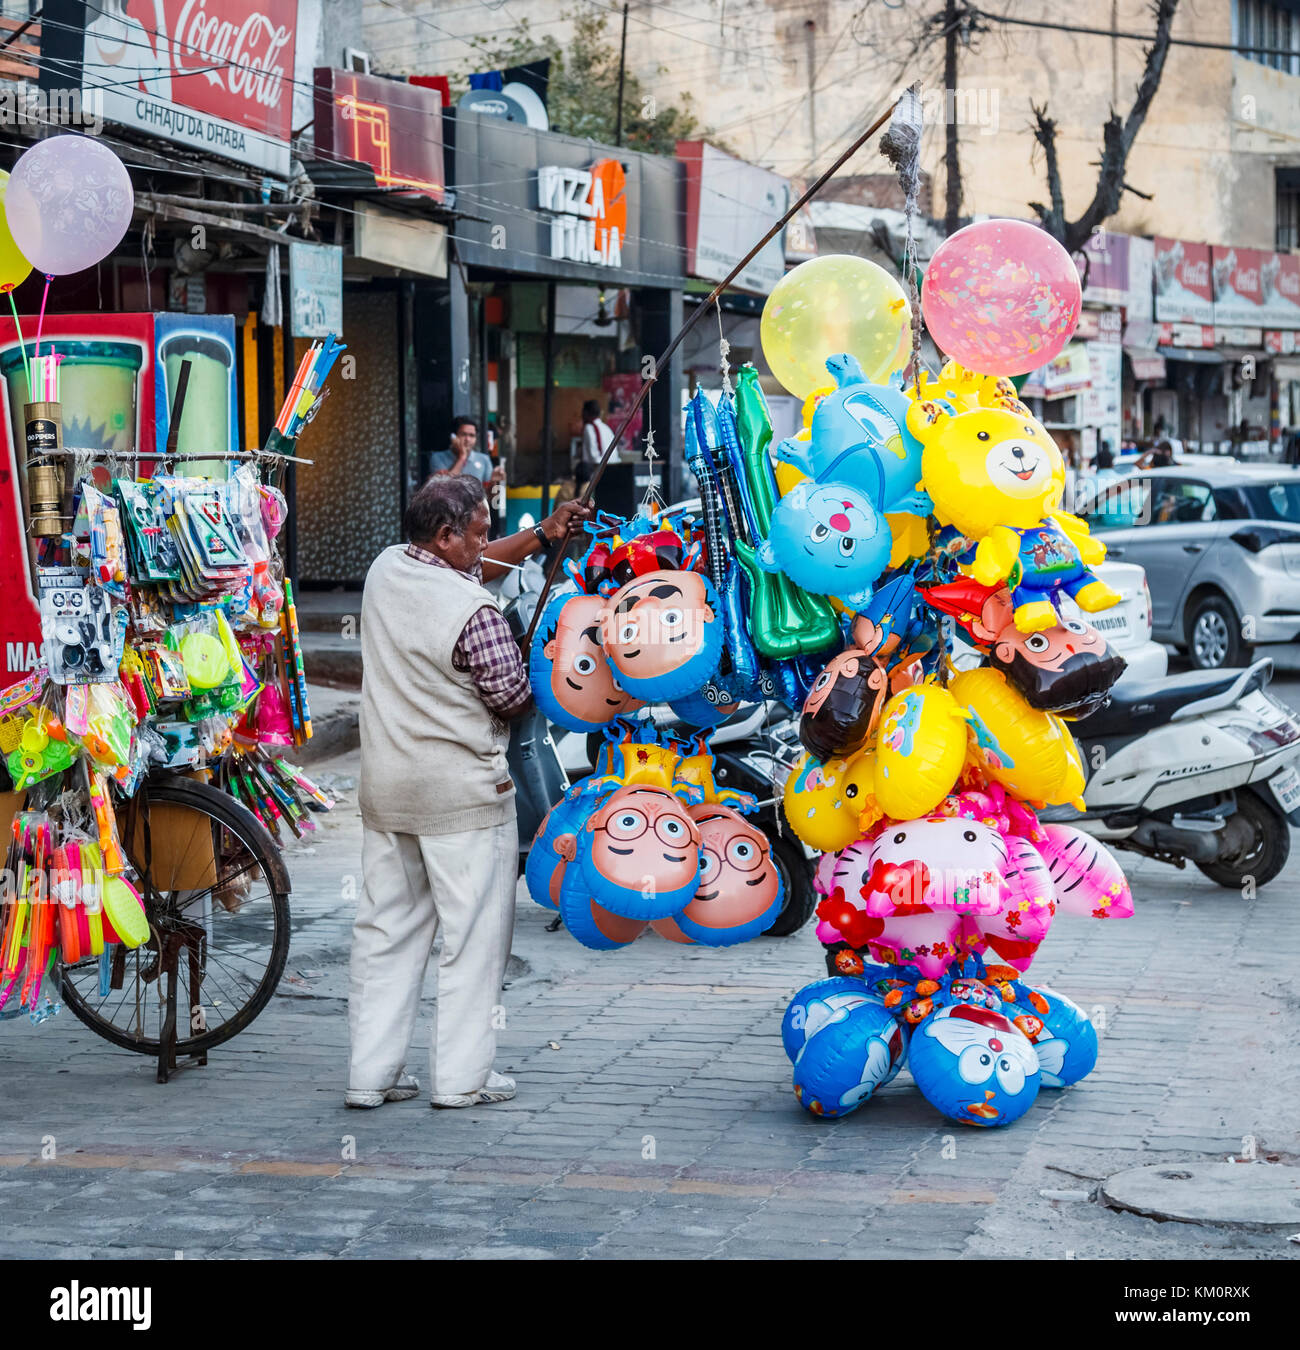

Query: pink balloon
left=1037, top=824, right=1134, bottom=919
left=5, top=136, right=134, bottom=277
left=922, top=219, right=1082, bottom=376
left=961, top=837, right=1057, bottom=973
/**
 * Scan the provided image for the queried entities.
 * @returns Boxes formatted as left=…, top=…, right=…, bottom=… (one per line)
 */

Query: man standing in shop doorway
left=346, top=475, right=590, bottom=1110
left=576, top=399, right=617, bottom=490
left=429, top=415, right=503, bottom=492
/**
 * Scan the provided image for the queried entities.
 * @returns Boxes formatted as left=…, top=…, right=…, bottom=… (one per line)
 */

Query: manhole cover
left=1101, top=1162, right=1300, bottom=1231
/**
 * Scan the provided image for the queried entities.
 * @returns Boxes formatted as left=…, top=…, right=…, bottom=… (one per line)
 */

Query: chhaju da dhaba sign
left=81, top=0, right=300, bottom=177
left=538, top=159, right=626, bottom=269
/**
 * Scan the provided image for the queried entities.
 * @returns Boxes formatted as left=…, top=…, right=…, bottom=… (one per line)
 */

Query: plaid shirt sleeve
left=453, top=605, right=532, bottom=719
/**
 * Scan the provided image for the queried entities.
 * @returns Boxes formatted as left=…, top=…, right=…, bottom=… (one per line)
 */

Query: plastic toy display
left=0, top=331, right=340, bottom=1028
left=521, top=219, right=1133, bottom=1132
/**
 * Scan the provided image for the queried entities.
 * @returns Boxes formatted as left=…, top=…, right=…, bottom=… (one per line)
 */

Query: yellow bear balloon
left=950, top=667, right=1086, bottom=807
left=783, top=750, right=876, bottom=853
left=873, top=683, right=968, bottom=821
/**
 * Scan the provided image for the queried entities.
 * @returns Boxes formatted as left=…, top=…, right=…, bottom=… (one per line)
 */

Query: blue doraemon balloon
left=792, top=997, right=909, bottom=1118
left=757, top=480, right=891, bottom=609
left=781, top=976, right=884, bottom=1063
left=908, top=1004, right=1041, bottom=1127
left=1009, top=985, right=1099, bottom=1088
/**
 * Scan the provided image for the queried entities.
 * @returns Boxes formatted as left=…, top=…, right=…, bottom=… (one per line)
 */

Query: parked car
left=1084, top=464, right=1300, bottom=670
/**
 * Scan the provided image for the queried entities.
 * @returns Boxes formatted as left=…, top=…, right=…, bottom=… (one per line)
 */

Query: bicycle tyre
left=62, top=775, right=292, bottom=1057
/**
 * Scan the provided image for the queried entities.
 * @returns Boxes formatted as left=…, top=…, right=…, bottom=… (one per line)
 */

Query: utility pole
left=943, top=0, right=962, bottom=235
left=614, top=2, right=629, bottom=146
left=805, top=19, right=818, bottom=170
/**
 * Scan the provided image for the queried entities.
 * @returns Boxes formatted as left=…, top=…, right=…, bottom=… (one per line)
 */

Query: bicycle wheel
left=62, top=774, right=292, bottom=1057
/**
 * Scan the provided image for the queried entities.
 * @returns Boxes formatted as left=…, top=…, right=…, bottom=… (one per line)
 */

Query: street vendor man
left=347, top=475, right=591, bottom=1109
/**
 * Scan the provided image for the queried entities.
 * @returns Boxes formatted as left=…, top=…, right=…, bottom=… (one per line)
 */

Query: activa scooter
left=1047, top=658, right=1300, bottom=889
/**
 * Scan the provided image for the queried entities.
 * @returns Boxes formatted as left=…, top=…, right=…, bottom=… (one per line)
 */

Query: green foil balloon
left=733, top=366, right=839, bottom=659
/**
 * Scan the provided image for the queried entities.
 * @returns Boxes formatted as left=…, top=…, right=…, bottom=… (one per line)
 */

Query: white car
left=954, top=559, right=1167, bottom=686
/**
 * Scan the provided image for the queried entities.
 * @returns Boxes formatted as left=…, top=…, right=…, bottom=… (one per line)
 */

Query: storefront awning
left=1157, top=346, right=1225, bottom=365
left=1124, top=347, right=1166, bottom=380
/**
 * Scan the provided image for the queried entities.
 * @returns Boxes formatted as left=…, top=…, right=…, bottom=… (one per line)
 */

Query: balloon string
left=6, top=289, right=30, bottom=402
left=32, top=275, right=51, bottom=370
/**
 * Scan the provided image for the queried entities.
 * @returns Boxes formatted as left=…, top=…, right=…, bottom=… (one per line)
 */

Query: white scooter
left=1047, top=658, right=1300, bottom=889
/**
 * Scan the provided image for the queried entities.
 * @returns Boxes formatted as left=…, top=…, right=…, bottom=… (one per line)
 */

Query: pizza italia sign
left=538, top=159, right=626, bottom=269
left=81, top=0, right=300, bottom=177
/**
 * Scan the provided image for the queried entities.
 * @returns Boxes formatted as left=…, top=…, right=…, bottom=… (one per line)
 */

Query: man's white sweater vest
left=358, top=546, right=516, bottom=835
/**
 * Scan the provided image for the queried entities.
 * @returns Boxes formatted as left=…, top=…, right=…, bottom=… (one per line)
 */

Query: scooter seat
left=1075, top=668, right=1246, bottom=739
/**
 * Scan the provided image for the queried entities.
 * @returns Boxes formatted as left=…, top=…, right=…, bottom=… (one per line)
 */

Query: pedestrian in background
left=575, top=399, right=616, bottom=491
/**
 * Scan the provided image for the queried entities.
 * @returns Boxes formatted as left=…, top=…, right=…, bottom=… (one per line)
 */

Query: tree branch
left=1030, top=0, right=1180, bottom=254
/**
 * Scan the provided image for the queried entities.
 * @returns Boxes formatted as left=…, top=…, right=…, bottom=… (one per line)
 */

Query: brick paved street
left=3, top=711, right=1300, bottom=1259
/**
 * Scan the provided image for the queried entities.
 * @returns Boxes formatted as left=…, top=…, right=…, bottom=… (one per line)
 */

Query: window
left=1148, top=479, right=1216, bottom=526
left=1088, top=479, right=1150, bottom=530
left=1278, top=169, right=1300, bottom=251
left=1214, top=487, right=1252, bottom=520
left=1236, top=0, right=1300, bottom=73
left=1243, top=480, right=1300, bottom=520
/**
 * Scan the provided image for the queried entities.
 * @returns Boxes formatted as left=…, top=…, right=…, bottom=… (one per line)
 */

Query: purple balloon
left=5, top=136, right=134, bottom=277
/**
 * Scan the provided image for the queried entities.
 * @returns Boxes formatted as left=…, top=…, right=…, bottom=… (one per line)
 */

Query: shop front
left=450, top=113, right=685, bottom=519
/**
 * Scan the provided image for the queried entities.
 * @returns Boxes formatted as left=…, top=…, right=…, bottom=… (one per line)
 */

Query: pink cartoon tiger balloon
left=1037, top=824, right=1133, bottom=919
left=860, top=817, right=1010, bottom=918
left=961, top=835, right=1057, bottom=973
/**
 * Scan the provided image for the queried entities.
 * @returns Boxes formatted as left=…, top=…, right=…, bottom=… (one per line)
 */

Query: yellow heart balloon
left=0, top=171, right=32, bottom=294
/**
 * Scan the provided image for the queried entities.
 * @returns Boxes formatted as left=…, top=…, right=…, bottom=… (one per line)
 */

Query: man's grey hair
left=404, top=474, right=486, bottom=543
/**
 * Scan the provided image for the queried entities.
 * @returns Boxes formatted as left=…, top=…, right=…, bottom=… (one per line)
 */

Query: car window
left=1213, top=488, right=1249, bottom=520
left=1087, top=477, right=1150, bottom=529
left=1147, top=479, right=1215, bottom=526
left=1242, top=481, right=1300, bottom=522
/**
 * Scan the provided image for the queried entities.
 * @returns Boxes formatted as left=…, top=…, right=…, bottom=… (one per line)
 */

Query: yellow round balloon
left=873, top=683, right=968, bottom=821
left=783, top=751, right=865, bottom=854
left=761, top=255, right=911, bottom=401
left=951, top=667, right=1086, bottom=807
left=0, top=171, right=32, bottom=294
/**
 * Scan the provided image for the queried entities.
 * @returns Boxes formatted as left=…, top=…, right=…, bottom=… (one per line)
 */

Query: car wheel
left=1186, top=594, right=1249, bottom=670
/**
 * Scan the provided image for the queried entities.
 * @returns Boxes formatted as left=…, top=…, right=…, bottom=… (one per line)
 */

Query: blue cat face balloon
left=757, top=481, right=891, bottom=608
left=1010, top=985, right=1099, bottom=1088
left=792, top=996, right=909, bottom=1118
left=781, top=976, right=886, bottom=1063
left=908, top=1004, right=1041, bottom=1127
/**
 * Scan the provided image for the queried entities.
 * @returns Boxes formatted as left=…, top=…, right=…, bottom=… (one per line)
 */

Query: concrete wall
left=358, top=0, right=1298, bottom=250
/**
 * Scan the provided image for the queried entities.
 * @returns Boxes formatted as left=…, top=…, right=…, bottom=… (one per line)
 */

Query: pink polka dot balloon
left=922, top=219, right=1082, bottom=376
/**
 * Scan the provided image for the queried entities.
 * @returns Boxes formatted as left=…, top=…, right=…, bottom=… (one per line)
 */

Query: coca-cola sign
left=82, top=0, right=301, bottom=176
left=1153, top=237, right=1214, bottom=325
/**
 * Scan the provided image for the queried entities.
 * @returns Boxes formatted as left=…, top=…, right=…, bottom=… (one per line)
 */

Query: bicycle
left=57, top=772, right=292, bottom=1082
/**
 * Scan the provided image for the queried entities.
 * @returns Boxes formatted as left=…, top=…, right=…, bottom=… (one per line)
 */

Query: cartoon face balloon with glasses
left=557, top=785, right=702, bottom=922
left=668, top=804, right=784, bottom=947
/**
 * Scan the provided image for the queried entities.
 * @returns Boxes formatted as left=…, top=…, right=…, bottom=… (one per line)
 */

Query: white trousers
left=348, top=817, right=518, bottom=1097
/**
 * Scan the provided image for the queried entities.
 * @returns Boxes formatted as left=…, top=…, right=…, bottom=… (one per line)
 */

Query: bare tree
left=1028, top=0, right=1179, bottom=255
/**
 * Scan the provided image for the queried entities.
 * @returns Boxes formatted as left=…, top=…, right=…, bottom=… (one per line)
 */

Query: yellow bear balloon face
left=909, top=401, right=1065, bottom=539
left=783, top=751, right=865, bottom=853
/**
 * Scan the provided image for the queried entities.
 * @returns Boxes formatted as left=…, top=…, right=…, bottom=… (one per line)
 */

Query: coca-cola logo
left=1182, top=260, right=1209, bottom=287
left=1235, top=267, right=1260, bottom=293
left=173, top=0, right=291, bottom=110
left=1280, top=269, right=1300, bottom=298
